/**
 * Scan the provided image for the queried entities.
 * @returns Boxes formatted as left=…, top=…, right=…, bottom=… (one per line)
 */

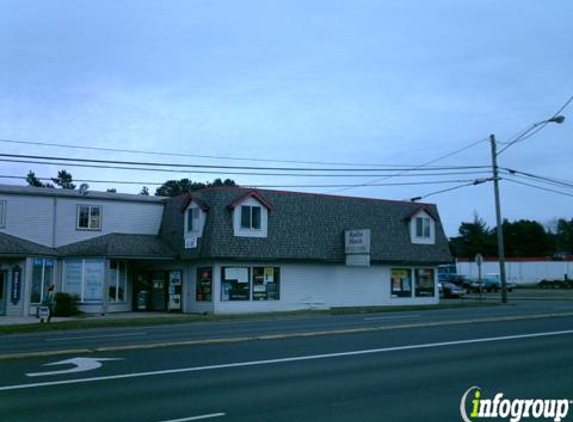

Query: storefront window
left=415, top=268, right=435, bottom=297
left=221, top=267, right=250, bottom=301
left=63, top=259, right=104, bottom=303
left=109, top=261, right=127, bottom=303
left=391, top=268, right=412, bottom=298
left=252, top=267, right=280, bottom=300
left=196, top=267, right=213, bottom=302
left=31, top=259, right=55, bottom=304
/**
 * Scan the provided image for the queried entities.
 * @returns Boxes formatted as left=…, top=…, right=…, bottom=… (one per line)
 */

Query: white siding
left=186, top=261, right=438, bottom=314
left=54, top=198, right=164, bottom=246
left=0, top=193, right=164, bottom=247
left=0, top=194, right=55, bottom=246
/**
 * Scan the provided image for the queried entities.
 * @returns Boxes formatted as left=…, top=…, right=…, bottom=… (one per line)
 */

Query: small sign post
left=475, top=253, right=483, bottom=302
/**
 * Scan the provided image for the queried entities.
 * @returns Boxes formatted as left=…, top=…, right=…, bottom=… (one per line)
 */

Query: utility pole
left=490, top=134, right=508, bottom=304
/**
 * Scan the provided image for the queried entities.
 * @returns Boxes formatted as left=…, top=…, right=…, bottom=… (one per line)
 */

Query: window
left=77, top=205, right=102, bottom=230
left=415, top=268, right=435, bottom=297
left=63, top=259, right=105, bottom=302
left=252, top=267, right=280, bottom=300
left=109, top=260, right=127, bottom=303
left=187, top=208, right=200, bottom=232
left=31, top=259, right=55, bottom=303
left=240, top=206, right=261, bottom=230
left=416, top=217, right=431, bottom=238
left=221, top=267, right=250, bottom=301
left=390, top=268, right=412, bottom=298
left=196, top=267, right=213, bottom=302
left=0, top=200, right=6, bottom=228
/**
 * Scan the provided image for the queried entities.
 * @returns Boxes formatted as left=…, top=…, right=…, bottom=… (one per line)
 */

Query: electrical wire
left=327, top=137, right=490, bottom=194
left=408, top=178, right=492, bottom=202
left=504, top=178, right=573, bottom=198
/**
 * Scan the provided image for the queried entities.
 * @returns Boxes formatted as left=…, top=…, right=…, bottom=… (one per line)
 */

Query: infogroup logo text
left=460, top=386, right=572, bottom=422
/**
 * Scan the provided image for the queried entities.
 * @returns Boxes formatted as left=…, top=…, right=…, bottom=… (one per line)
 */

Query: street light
left=490, top=115, right=565, bottom=304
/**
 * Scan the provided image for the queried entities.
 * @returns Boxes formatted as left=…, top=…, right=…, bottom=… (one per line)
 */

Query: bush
left=53, top=292, right=81, bottom=317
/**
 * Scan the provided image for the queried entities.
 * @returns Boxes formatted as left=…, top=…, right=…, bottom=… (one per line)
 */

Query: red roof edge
left=179, top=194, right=210, bottom=213
left=227, top=190, right=274, bottom=211
left=405, top=205, right=438, bottom=221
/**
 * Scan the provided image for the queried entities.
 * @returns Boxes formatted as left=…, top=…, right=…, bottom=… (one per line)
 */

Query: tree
left=51, top=170, right=76, bottom=189
left=26, top=171, right=46, bottom=187
left=555, top=219, right=573, bottom=254
left=106, top=188, right=117, bottom=193
left=503, top=219, right=551, bottom=257
left=449, top=214, right=496, bottom=258
left=140, top=186, right=150, bottom=196
left=155, top=178, right=237, bottom=197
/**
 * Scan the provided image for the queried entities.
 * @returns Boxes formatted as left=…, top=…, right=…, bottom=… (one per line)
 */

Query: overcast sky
left=0, top=0, right=572, bottom=236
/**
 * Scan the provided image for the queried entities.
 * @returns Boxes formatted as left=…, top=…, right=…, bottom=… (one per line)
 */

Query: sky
left=0, top=0, right=572, bottom=237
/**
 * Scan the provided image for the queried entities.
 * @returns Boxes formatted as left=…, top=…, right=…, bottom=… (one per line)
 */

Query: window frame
left=196, top=267, right=213, bottom=302
left=252, top=267, right=280, bottom=301
left=108, top=260, right=127, bottom=303
left=415, top=268, right=436, bottom=297
left=63, top=259, right=105, bottom=303
left=390, top=268, right=413, bottom=298
left=221, top=266, right=251, bottom=301
left=240, top=205, right=262, bottom=230
left=77, top=205, right=102, bottom=231
left=416, top=217, right=431, bottom=238
left=31, top=259, right=55, bottom=304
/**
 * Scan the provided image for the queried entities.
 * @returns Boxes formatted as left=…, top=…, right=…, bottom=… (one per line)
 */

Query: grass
left=0, top=301, right=500, bottom=335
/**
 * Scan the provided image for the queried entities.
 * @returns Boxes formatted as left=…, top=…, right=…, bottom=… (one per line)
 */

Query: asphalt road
left=1, top=299, right=573, bottom=357
left=1, top=316, right=572, bottom=421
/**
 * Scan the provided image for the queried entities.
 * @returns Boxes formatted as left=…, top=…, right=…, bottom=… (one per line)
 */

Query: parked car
left=438, top=281, right=465, bottom=298
left=467, top=277, right=516, bottom=293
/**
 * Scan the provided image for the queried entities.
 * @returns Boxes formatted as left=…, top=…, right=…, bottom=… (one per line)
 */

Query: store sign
left=346, top=254, right=370, bottom=267
left=185, top=236, right=197, bottom=249
left=10, top=265, right=22, bottom=305
left=345, top=229, right=371, bottom=267
left=345, top=229, right=371, bottom=254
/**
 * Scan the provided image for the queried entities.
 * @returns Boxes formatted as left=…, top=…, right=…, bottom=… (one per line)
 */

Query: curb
left=2, top=311, right=573, bottom=360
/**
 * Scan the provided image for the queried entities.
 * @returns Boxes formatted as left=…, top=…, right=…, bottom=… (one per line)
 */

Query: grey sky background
left=1, top=0, right=572, bottom=237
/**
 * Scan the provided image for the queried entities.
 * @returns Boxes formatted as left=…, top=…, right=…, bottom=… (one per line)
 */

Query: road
left=1, top=299, right=573, bottom=357
left=1, top=311, right=572, bottom=421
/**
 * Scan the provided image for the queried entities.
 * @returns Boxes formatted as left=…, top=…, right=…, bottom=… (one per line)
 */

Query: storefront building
left=0, top=185, right=452, bottom=316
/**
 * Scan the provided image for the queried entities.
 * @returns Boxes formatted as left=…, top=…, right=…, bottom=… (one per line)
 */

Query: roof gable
left=227, top=190, right=274, bottom=211
left=406, top=205, right=438, bottom=222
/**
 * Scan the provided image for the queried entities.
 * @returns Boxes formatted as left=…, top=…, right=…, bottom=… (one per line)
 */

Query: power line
left=504, top=178, right=573, bottom=198
left=502, top=170, right=573, bottom=191
left=0, top=152, right=489, bottom=173
left=0, top=136, right=474, bottom=168
left=409, top=178, right=492, bottom=202
left=0, top=174, right=485, bottom=189
left=327, top=137, right=490, bottom=194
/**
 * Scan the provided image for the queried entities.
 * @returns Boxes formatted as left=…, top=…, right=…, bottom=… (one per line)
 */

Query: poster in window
left=84, top=261, right=104, bottom=302
left=264, top=267, right=274, bottom=283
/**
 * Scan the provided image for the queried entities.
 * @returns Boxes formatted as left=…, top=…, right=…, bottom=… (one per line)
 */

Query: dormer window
left=187, top=208, right=200, bottom=232
left=229, top=191, right=273, bottom=238
left=409, top=208, right=436, bottom=245
left=416, top=217, right=431, bottom=238
left=241, top=205, right=261, bottom=230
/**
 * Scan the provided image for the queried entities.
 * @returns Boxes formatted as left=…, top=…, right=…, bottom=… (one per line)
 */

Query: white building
left=0, top=185, right=452, bottom=316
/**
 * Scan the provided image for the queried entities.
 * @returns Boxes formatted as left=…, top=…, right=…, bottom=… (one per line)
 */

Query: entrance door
left=0, top=272, right=6, bottom=316
left=133, top=271, right=168, bottom=311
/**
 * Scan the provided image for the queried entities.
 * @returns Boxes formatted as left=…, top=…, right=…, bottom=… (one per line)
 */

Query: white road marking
left=1, top=329, right=573, bottom=392
left=145, top=413, right=226, bottom=422
left=363, top=314, right=420, bottom=321
left=45, top=332, right=146, bottom=342
left=27, top=357, right=124, bottom=377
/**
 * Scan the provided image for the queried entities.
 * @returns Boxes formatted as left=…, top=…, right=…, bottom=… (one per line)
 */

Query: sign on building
left=345, top=229, right=371, bottom=267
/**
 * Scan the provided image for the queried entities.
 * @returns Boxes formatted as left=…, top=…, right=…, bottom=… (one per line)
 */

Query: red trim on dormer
left=228, top=190, right=274, bottom=211
left=406, top=205, right=438, bottom=221
left=179, top=194, right=210, bottom=213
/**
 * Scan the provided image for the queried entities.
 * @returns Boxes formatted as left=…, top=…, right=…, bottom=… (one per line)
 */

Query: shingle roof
left=160, top=188, right=452, bottom=264
left=57, top=233, right=176, bottom=259
left=0, top=232, right=57, bottom=257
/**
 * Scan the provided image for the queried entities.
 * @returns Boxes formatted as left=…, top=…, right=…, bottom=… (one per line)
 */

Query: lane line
left=1, top=329, right=572, bottom=392
left=363, top=314, right=420, bottom=321
left=2, top=311, right=573, bottom=360
left=144, top=413, right=226, bottom=422
left=45, top=332, right=147, bottom=342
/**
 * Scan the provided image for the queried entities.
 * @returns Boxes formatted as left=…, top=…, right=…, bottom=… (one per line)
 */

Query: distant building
left=0, top=185, right=451, bottom=316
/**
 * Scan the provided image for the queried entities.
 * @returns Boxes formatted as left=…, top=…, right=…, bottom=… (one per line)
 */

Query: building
left=0, top=184, right=452, bottom=317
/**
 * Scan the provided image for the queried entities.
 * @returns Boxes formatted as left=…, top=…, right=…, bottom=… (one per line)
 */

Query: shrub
left=53, top=292, right=81, bottom=317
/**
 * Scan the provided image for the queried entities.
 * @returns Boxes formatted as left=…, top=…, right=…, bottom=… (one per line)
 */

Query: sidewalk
left=0, top=312, right=178, bottom=326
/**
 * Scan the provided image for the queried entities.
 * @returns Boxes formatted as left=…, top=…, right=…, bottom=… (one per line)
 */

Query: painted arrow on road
left=26, top=357, right=124, bottom=377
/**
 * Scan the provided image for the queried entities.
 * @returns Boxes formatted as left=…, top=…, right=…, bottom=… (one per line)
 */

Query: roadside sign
left=37, top=306, right=50, bottom=323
